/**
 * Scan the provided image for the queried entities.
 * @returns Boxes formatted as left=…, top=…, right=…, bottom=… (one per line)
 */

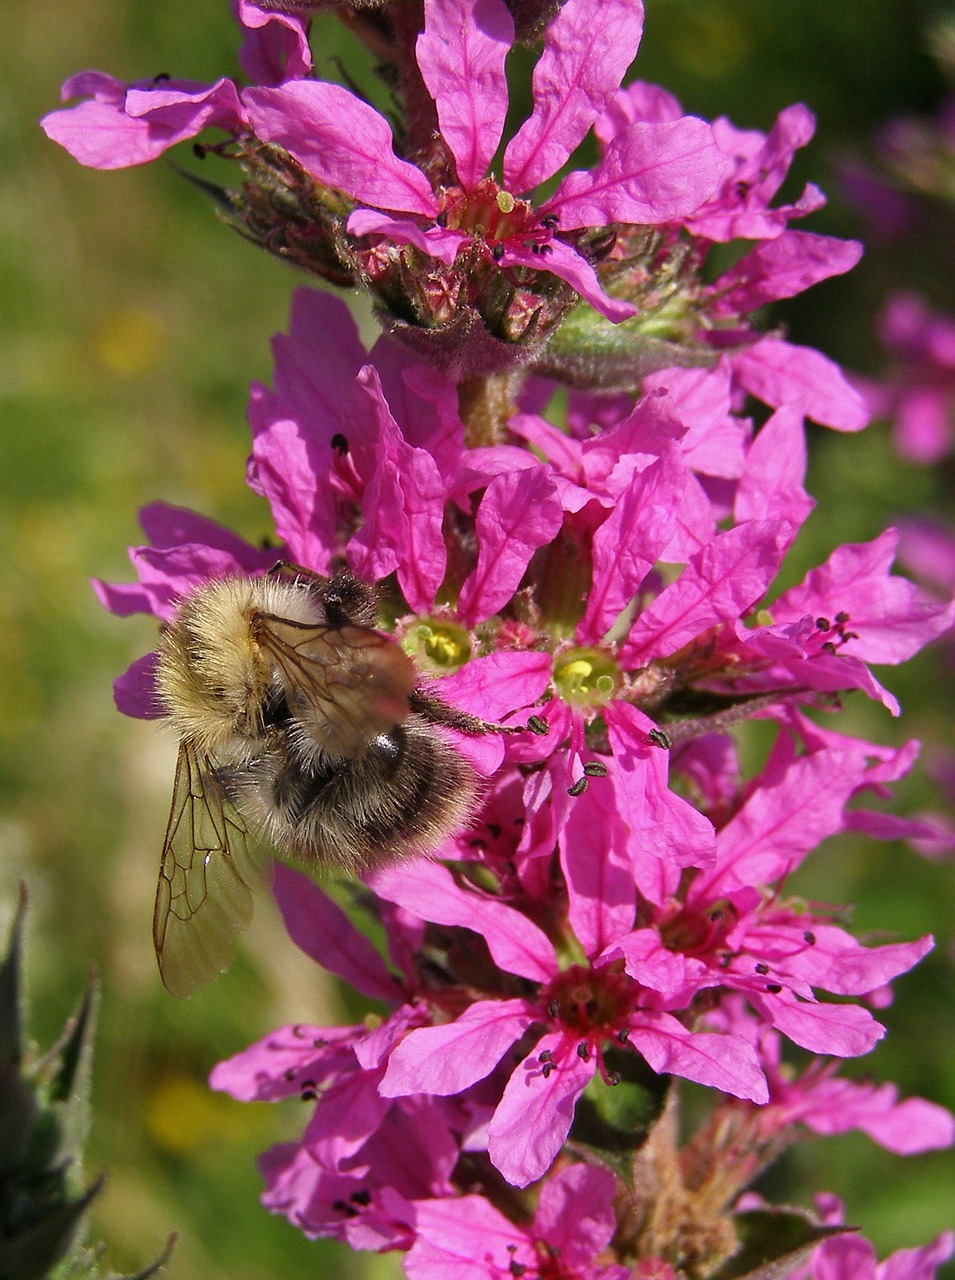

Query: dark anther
left=330, top=432, right=349, bottom=454
left=541, top=1061, right=556, bottom=1078
left=719, top=953, right=733, bottom=968
left=765, top=983, right=783, bottom=994
left=284, top=1068, right=296, bottom=1082
left=607, top=1071, right=621, bottom=1086
left=708, top=908, right=724, bottom=922
left=541, top=213, right=560, bottom=230
left=527, top=715, right=549, bottom=735
left=583, top=761, right=608, bottom=777
left=616, top=1028, right=630, bottom=1043
left=539, top=1049, right=553, bottom=1063
left=567, top=777, right=588, bottom=797
left=804, top=930, right=816, bottom=945
left=755, top=962, right=769, bottom=975
left=491, top=244, right=506, bottom=261
left=332, top=1199, right=356, bottom=1216
left=487, top=823, right=502, bottom=839
left=537, top=243, right=553, bottom=256
left=821, top=641, right=837, bottom=654
left=816, top=617, right=831, bottom=631
left=351, top=1189, right=371, bottom=1206
left=435, top=210, right=448, bottom=227
left=153, top=72, right=171, bottom=84
left=313, top=1037, right=326, bottom=1048
left=577, top=1043, right=590, bottom=1061
left=547, top=999, right=561, bottom=1018
left=301, top=1087, right=318, bottom=1102
left=193, top=142, right=208, bottom=159
left=510, top=1263, right=527, bottom=1277
left=835, top=611, right=850, bottom=624
left=648, top=727, right=671, bottom=750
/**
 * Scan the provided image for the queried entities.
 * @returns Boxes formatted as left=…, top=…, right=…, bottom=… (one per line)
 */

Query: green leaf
left=567, top=1049, right=670, bottom=1186
left=711, top=1208, right=854, bottom=1280
left=0, top=1177, right=103, bottom=1280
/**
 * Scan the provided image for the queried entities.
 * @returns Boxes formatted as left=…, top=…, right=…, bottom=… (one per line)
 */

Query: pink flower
left=405, top=1164, right=629, bottom=1280
left=243, top=0, right=727, bottom=324
left=870, top=293, right=955, bottom=463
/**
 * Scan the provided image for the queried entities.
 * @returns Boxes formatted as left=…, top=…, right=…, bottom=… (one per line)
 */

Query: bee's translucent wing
left=256, top=615, right=417, bottom=757
left=154, top=742, right=262, bottom=998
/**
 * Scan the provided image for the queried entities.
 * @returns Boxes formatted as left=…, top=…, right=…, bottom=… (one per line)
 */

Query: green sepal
left=567, top=1049, right=670, bottom=1187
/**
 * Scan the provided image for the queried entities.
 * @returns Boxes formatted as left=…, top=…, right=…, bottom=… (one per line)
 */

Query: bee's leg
left=410, top=690, right=548, bottom=737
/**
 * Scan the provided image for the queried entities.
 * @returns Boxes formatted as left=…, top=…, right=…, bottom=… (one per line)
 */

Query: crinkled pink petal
left=547, top=116, right=727, bottom=228
left=595, top=81, right=684, bottom=140
left=610, top=929, right=704, bottom=1001
left=487, top=1030, right=595, bottom=1186
left=503, top=0, right=645, bottom=193
left=712, top=231, right=862, bottom=314
left=271, top=863, right=398, bottom=1000
left=498, top=239, right=637, bottom=322
left=369, top=860, right=557, bottom=982
left=695, top=748, right=867, bottom=900
left=735, top=406, right=813, bottom=527
left=234, top=0, right=311, bottom=85
left=346, top=209, right=465, bottom=266
left=642, top=364, right=748, bottom=480
left=380, top=998, right=531, bottom=1097
left=272, top=287, right=368, bottom=426
left=535, top=1163, right=619, bottom=1261
left=772, top=529, right=955, bottom=664
left=42, top=73, right=245, bottom=168
left=780, top=925, right=933, bottom=996
left=209, top=1024, right=357, bottom=1101
left=244, top=82, right=439, bottom=215
left=629, top=1010, right=768, bottom=1102
left=457, top=466, right=563, bottom=626
left=417, top=0, right=513, bottom=189
left=606, top=704, right=716, bottom=904
left=304, top=1066, right=392, bottom=1167
left=733, top=337, right=870, bottom=432
left=621, top=519, right=793, bottom=666
left=405, top=1195, right=534, bottom=1280
left=436, top=651, right=553, bottom=724
left=580, top=445, right=689, bottom=641
left=248, top=391, right=337, bottom=574
left=559, top=778, right=636, bottom=956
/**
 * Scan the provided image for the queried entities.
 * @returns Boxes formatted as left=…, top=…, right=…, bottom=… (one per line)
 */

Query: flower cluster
left=49, top=1, right=955, bottom=1277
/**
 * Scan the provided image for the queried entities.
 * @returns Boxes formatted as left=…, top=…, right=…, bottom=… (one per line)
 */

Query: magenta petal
left=436, top=651, right=553, bottom=723
left=733, top=336, right=870, bottom=432
left=548, top=117, right=726, bottom=228
left=417, top=0, right=513, bottom=189
left=734, top=406, right=813, bottom=528
left=406, top=1196, right=532, bottom=1280
left=629, top=1011, right=768, bottom=1103
left=499, top=239, right=637, bottom=322
left=234, top=0, right=311, bottom=86
left=487, top=1031, right=595, bottom=1186
left=244, top=82, right=438, bottom=215
left=534, top=1164, right=618, bottom=1261
left=380, top=998, right=531, bottom=1097
left=369, top=861, right=557, bottom=982
left=559, top=780, right=635, bottom=956
left=753, top=990, right=884, bottom=1057
left=713, top=230, right=862, bottom=313
left=622, top=520, right=793, bottom=666
left=112, top=652, right=163, bottom=719
left=457, top=466, right=563, bottom=626
left=271, top=864, right=398, bottom=1000
left=346, top=210, right=464, bottom=266
left=503, top=0, right=645, bottom=193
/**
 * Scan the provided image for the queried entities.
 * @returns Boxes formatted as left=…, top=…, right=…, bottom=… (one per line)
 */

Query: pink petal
left=630, top=1010, right=768, bottom=1102
left=457, top=466, right=563, bottom=626
left=271, top=863, right=398, bottom=1000
left=406, top=1196, right=532, bottom=1280
left=752, top=990, right=884, bottom=1057
left=436, top=651, right=554, bottom=723
left=535, top=1163, right=618, bottom=1260
left=234, top=0, right=311, bottom=85
left=244, top=82, right=439, bottom=215
left=369, top=861, right=557, bottom=982
left=559, top=778, right=636, bottom=956
left=734, top=406, right=813, bottom=527
left=417, top=0, right=513, bottom=189
left=580, top=445, right=688, bottom=641
left=712, top=231, right=862, bottom=313
left=503, top=0, right=645, bottom=193
left=380, top=998, right=531, bottom=1097
left=112, top=652, right=163, bottom=719
left=345, top=209, right=465, bottom=266
left=621, top=520, right=793, bottom=666
left=487, top=1031, right=595, bottom=1186
left=498, top=239, right=637, bottom=322
left=547, top=117, right=727, bottom=228
left=642, top=363, right=748, bottom=481
left=733, top=336, right=870, bottom=432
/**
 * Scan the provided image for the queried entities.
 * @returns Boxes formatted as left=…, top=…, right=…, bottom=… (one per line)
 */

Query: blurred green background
left=1, top=1, right=953, bottom=1277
